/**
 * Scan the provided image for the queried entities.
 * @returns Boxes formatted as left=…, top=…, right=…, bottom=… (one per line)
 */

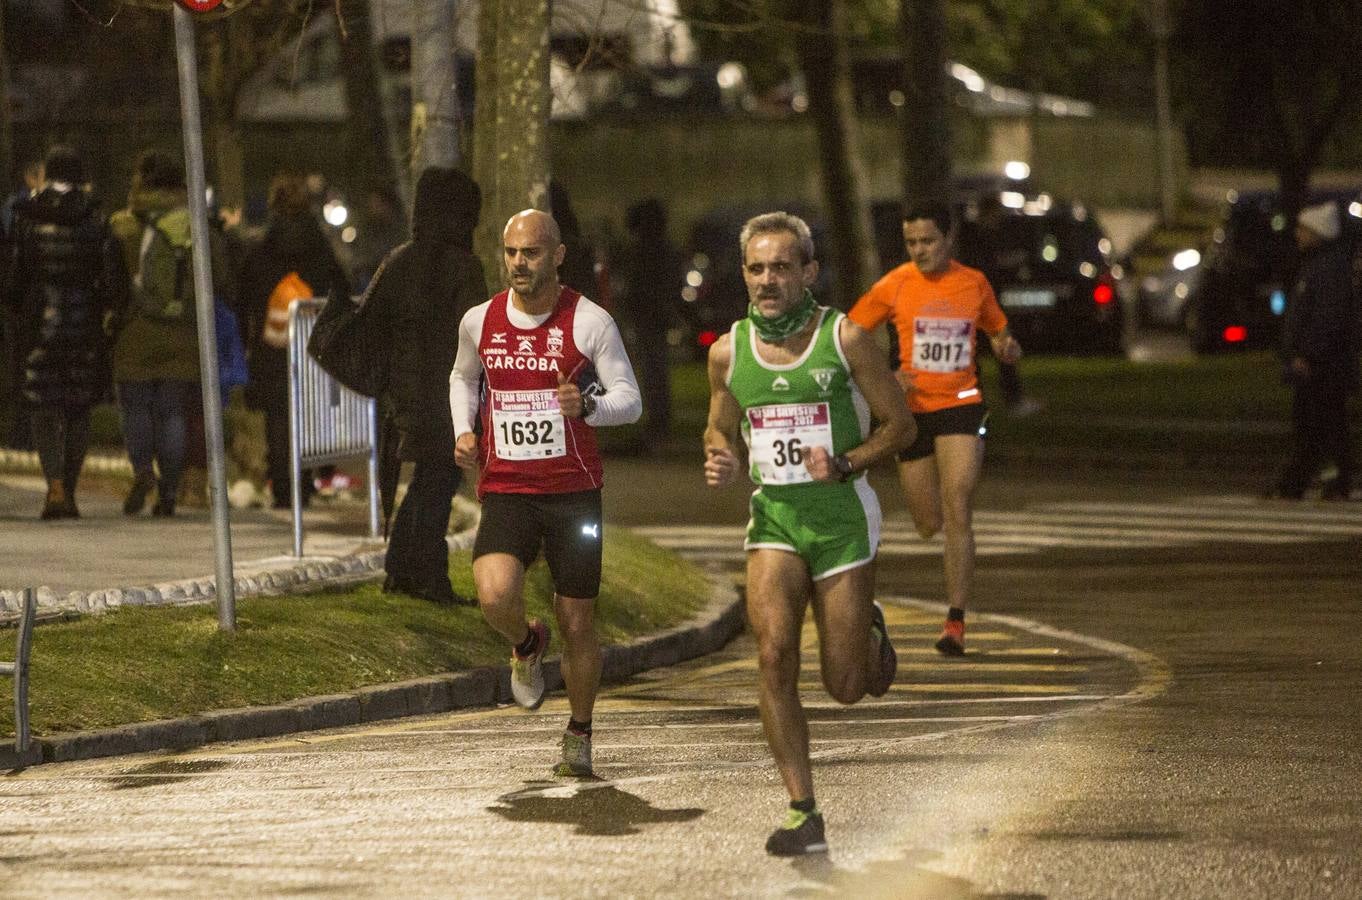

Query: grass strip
left=2, top=528, right=710, bottom=736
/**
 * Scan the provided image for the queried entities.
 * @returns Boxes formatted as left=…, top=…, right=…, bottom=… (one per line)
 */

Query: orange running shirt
left=848, top=260, right=1007, bottom=414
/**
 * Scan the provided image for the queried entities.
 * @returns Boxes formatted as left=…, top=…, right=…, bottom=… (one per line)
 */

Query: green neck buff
left=749, top=289, right=818, bottom=343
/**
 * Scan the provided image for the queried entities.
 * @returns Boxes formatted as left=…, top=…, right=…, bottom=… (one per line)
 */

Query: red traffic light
left=176, top=0, right=225, bottom=11
left=1222, top=325, right=1248, bottom=343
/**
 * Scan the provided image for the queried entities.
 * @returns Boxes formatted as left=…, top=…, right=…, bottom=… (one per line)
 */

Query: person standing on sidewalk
left=703, top=212, right=914, bottom=856
left=363, top=167, right=487, bottom=606
left=240, top=172, right=351, bottom=510
left=4, top=146, right=126, bottom=519
left=849, top=203, right=1022, bottom=655
left=109, top=150, right=229, bottom=518
left=450, top=209, right=641, bottom=778
left=1274, top=201, right=1359, bottom=500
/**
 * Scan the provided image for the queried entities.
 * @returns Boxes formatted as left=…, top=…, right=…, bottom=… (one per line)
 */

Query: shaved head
left=503, top=208, right=561, bottom=247
left=502, top=208, right=567, bottom=305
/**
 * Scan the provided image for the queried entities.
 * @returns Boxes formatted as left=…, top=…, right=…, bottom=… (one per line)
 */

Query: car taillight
left=1092, top=282, right=1115, bottom=305
left=1223, top=325, right=1248, bottom=343
left=698, top=330, right=720, bottom=348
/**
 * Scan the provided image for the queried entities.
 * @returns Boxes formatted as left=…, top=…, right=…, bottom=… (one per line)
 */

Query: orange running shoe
left=935, top=618, right=965, bottom=656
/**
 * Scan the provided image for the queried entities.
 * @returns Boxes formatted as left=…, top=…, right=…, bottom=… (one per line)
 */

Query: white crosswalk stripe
left=633, top=496, right=1362, bottom=562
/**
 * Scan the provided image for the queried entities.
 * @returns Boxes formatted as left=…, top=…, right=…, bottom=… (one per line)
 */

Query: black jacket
left=5, top=185, right=126, bottom=409
left=365, top=241, right=486, bottom=462
left=240, top=212, right=350, bottom=393
left=363, top=168, right=486, bottom=462
left=1284, top=239, right=1360, bottom=387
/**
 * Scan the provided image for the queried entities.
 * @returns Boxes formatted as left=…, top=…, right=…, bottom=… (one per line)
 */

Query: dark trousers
left=634, top=332, right=671, bottom=440
left=1277, top=369, right=1355, bottom=498
left=998, top=361, right=1023, bottom=407
left=385, top=459, right=461, bottom=591
left=31, top=405, right=92, bottom=493
left=261, top=382, right=312, bottom=507
left=117, top=379, right=193, bottom=500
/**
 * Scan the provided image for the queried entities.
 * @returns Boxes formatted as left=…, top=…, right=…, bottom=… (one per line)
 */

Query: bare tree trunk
left=0, top=2, right=12, bottom=196
left=411, top=0, right=462, bottom=178
left=900, top=0, right=952, bottom=209
left=472, top=0, right=503, bottom=286
left=473, top=0, right=551, bottom=290
left=200, top=20, right=247, bottom=207
left=492, top=0, right=552, bottom=220
left=339, top=0, right=407, bottom=214
left=794, top=0, right=877, bottom=308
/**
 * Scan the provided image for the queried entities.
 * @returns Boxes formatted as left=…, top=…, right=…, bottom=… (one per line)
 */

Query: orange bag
left=261, top=271, right=314, bottom=348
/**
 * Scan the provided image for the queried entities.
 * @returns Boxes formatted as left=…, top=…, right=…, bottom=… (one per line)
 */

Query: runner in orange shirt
left=848, top=203, right=1022, bottom=654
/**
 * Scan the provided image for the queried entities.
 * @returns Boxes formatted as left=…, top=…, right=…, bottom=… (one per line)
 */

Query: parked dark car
left=1185, top=189, right=1361, bottom=354
left=676, top=202, right=833, bottom=358
left=873, top=194, right=1124, bottom=355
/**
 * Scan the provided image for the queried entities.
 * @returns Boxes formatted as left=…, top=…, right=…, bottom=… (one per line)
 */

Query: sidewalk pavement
left=0, top=452, right=748, bottom=769
left=0, top=453, right=417, bottom=622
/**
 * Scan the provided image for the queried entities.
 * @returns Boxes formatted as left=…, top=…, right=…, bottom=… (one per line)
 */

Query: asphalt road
left=2, top=462, right=1360, bottom=898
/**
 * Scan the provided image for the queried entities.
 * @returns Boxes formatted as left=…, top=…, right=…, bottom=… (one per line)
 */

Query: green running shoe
left=869, top=600, right=897, bottom=697
left=765, top=806, right=828, bottom=856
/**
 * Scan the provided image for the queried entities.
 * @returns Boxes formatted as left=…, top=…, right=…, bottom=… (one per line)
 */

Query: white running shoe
left=553, top=729, right=594, bottom=778
left=510, top=619, right=550, bottom=710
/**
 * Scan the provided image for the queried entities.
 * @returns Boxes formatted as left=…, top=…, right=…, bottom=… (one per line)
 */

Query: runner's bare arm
left=989, top=327, right=1022, bottom=365
left=839, top=318, right=916, bottom=471
left=703, top=334, right=743, bottom=488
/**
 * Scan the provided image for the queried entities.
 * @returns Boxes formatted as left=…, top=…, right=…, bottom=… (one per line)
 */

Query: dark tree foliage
left=1176, top=0, right=1362, bottom=206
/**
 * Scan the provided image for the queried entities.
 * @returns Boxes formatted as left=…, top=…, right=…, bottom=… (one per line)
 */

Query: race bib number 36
left=747, top=402, right=832, bottom=485
left=912, top=317, right=974, bottom=372
left=491, top=389, right=566, bottom=460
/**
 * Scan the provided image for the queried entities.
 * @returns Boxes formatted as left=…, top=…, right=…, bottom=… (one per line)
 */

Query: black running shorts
left=473, top=490, right=604, bottom=599
left=898, top=403, right=989, bottom=462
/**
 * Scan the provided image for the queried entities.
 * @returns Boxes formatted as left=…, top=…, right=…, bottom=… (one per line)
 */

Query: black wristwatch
left=832, top=453, right=855, bottom=482
left=579, top=393, right=597, bottom=420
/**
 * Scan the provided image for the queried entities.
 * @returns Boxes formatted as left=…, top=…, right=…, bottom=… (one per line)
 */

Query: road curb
left=2, top=574, right=744, bottom=769
left=0, top=497, right=482, bottom=626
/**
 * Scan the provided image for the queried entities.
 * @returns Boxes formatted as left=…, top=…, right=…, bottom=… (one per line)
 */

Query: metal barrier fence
left=288, top=299, right=381, bottom=557
left=1, top=588, right=35, bottom=754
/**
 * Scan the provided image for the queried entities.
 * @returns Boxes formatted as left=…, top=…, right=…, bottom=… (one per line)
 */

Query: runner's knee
left=757, top=638, right=801, bottom=681
left=912, top=513, right=942, bottom=539
left=823, top=667, right=866, bottom=705
left=554, top=597, right=596, bottom=644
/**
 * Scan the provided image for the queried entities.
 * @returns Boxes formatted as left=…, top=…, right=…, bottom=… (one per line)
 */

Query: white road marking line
left=496, top=599, right=1171, bottom=800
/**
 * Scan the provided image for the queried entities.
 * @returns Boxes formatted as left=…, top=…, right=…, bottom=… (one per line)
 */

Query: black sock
left=514, top=628, right=538, bottom=658
left=791, top=797, right=815, bottom=814
left=567, top=718, right=592, bottom=736
left=947, top=607, right=965, bottom=623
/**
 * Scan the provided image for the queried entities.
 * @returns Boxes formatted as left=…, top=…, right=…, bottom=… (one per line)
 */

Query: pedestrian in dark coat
left=4, top=146, right=126, bottom=518
left=240, top=173, right=351, bottom=508
left=1275, top=200, right=1360, bottom=500
left=365, top=166, right=487, bottom=606
left=618, top=198, right=683, bottom=443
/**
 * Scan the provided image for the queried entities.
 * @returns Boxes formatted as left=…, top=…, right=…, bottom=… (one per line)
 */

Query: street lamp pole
left=172, top=2, right=236, bottom=630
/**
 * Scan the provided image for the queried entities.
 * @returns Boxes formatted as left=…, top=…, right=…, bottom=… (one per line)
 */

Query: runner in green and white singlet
left=704, top=212, right=916, bottom=858
left=728, top=305, right=883, bottom=578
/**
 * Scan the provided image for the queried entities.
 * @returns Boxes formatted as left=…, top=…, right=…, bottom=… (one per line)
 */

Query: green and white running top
left=728, top=307, right=871, bottom=487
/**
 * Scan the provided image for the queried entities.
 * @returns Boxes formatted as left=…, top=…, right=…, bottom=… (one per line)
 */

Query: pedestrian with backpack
left=108, top=150, right=229, bottom=518
left=240, top=172, right=350, bottom=509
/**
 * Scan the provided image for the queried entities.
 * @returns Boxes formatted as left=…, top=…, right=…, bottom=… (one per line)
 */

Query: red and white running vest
left=475, top=287, right=603, bottom=497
